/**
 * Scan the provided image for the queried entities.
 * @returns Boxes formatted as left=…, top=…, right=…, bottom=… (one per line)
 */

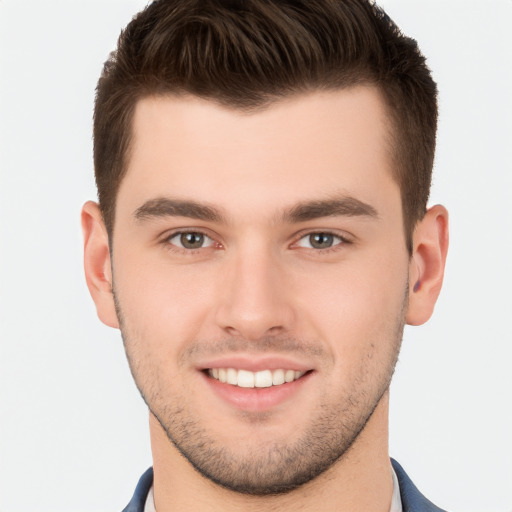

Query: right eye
left=166, top=231, right=216, bottom=250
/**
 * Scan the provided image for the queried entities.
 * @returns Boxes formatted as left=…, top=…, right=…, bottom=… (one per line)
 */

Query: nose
left=214, top=245, right=295, bottom=341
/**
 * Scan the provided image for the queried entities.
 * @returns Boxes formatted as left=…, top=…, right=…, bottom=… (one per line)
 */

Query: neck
left=149, top=392, right=394, bottom=512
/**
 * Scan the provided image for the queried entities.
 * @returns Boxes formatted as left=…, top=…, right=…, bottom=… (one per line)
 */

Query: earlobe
left=81, top=201, right=119, bottom=328
left=406, top=205, right=449, bottom=326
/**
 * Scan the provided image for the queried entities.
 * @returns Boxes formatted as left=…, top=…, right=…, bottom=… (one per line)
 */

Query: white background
left=0, top=1, right=511, bottom=511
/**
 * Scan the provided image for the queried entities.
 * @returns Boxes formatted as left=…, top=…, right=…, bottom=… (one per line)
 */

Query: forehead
left=118, top=87, right=398, bottom=220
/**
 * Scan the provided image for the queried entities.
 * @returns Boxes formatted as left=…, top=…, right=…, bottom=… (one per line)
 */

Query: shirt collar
left=144, top=466, right=403, bottom=512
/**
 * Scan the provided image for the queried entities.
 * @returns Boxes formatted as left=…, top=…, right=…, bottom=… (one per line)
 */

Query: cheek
left=113, top=251, right=219, bottom=353
left=293, top=253, right=408, bottom=370
left=112, top=258, right=219, bottom=404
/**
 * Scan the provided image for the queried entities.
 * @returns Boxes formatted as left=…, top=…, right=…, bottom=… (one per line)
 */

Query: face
left=110, top=88, right=410, bottom=494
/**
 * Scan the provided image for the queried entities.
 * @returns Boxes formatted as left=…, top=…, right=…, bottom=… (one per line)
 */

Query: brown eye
left=180, top=232, right=205, bottom=249
left=167, top=232, right=214, bottom=250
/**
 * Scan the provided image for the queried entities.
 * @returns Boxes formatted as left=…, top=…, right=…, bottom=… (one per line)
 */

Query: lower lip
left=201, top=371, right=313, bottom=412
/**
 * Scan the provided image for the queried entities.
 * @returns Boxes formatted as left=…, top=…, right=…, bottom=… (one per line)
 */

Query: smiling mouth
left=206, top=368, right=309, bottom=388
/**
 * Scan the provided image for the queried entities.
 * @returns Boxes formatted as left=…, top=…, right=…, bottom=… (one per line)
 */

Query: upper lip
left=196, top=355, right=314, bottom=373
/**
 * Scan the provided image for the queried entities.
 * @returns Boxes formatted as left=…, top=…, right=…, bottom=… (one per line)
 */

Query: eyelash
left=160, top=230, right=352, bottom=254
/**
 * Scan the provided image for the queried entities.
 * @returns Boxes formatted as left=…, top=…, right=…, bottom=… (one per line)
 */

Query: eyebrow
left=133, top=195, right=378, bottom=224
left=282, top=196, right=378, bottom=223
left=134, top=197, right=224, bottom=223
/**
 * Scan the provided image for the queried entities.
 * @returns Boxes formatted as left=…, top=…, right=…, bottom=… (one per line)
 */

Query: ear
left=406, top=204, right=449, bottom=326
left=81, top=201, right=119, bottom=328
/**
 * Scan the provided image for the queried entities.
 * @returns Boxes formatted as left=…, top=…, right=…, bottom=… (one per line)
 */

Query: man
left=82, top=1, right=449, bottom=510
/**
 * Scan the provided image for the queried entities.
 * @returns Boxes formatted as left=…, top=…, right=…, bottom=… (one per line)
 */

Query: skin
left=82, top=86, right=449, bottom=511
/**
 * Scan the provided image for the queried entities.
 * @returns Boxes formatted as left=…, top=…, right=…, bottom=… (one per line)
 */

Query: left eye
left=167, top=232, right=215, bottom=250
left=296, top=232, right=345, bottom=249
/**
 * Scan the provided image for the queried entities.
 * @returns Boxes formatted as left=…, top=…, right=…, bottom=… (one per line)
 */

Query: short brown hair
left=94, top=0, right=437, bottom=251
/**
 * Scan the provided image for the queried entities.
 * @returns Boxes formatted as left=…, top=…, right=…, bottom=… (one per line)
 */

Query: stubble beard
left=114, top=289, right=407, bottom=496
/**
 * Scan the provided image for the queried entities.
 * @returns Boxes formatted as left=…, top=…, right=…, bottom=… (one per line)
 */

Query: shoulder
left=121, top=467, right=154, bottom=512
left=392, top=459, right=448, bottom=512
left=121, top=463, right=449, bottom=512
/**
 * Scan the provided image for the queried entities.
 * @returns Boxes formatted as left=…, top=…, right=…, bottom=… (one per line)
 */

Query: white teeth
left=254, top=370, right=272, bottom=388
left=226, top=368, right=238, bottom=385
left=237, top=369, right=255, bottom=388
left=285, top=369, right=295, bottom=383
left=208, top=368, right=306, bottom=388
left=272, top=369, right=285, bottom=385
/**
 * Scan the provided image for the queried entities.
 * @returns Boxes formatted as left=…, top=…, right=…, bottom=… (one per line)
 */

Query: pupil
left=310, top=233, right=333, bottom=248
left=181, top=233, right=204, bottom=249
